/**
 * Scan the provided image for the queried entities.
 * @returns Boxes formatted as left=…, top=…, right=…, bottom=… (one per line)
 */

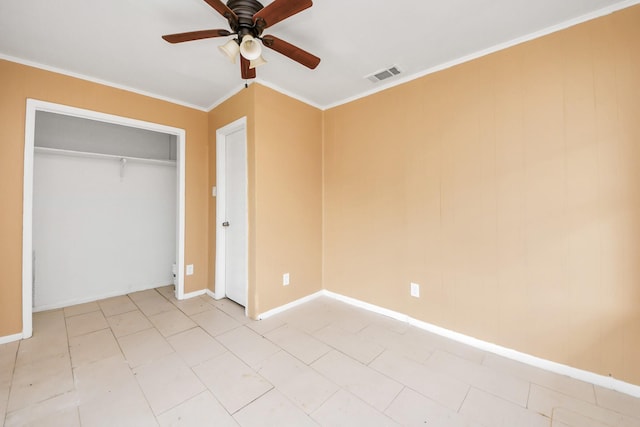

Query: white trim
left=205, top=289, right=217, bottom=300
left=206, top=84, right=250, bottom=112
left=23, top=99, right=187, bottom=335
left=257, top=291, right=324, bottom=320
left=0, top=53, right=208, bottom=112
left=214, top=117, right=249, bottom=314
left=323, top=0, right=640, bottom=110
left=253, top=78, right=324, bottom=111
left=0, top=333, right=23, bottom=345
left=320, top=291, right=640, bottom=399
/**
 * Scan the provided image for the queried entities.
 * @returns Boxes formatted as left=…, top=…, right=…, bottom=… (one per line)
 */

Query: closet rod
left=34, top=147, right=177, bottom=167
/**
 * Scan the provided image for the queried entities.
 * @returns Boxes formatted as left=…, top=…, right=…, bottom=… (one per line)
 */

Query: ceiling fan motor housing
left=226, top=0, right=265, bottom=37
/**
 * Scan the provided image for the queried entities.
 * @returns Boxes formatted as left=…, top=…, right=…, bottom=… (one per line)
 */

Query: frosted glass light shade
left=249, top=55, right=267, bottom=69
left=219, top=39, right=239, bottom=63
left=239, top=35, right=262, bottom=61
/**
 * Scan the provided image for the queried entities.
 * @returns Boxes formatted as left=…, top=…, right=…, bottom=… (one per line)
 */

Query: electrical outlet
left=186, top=264, right=194, bottom=276
left=410, top=282, right=420, bottom=298
left=283, top=273, right=290, bottom=286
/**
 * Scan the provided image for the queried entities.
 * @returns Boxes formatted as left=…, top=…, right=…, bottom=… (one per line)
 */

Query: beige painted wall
left=0, top=60, right=210, bottom=337
left=209, top=84, right=323, bottom=318
left=323, top=6, right=640, bottom=385
left=252, top=84, right=323, bottom=315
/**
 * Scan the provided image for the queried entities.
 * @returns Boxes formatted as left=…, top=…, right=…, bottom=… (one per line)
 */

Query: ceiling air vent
left=366, top=65, right=402, bottom=83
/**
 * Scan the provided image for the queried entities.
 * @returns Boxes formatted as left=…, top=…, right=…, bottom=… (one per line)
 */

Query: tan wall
left=209, top=84, right=323, bottom=318
left=323, top=6, right=640, bottom=385
left=252, top=84, right=323, bottom=315
left=0, top=60, right=210, bottom=337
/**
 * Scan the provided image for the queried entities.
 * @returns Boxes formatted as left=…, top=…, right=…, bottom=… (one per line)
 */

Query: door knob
left=222, top=221, right=230, bottom=227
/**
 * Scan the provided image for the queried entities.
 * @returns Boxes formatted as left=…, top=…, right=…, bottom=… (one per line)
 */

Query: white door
left=217, top=124, right=248, bottom=307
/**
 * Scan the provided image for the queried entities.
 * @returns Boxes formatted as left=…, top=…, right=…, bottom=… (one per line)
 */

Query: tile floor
left=1, top=287, right=639, bottom=426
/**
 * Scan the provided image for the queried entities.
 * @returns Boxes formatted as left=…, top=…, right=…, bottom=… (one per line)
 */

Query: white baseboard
left=0, top=333, right=22, bottom=345
left=257, top=291, right=324, bottom=320
left=204, top=289, right=217, bottom=300
left=322, top=290, right=640, bottom=399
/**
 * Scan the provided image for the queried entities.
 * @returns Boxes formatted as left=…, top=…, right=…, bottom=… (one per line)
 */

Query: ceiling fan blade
left=203, top=0, right=238, bottom=24
left=162, top=29, right=231, bottom=44
left=253, top=0, right=312, bottom=30
left=241, top=56, right=256, bottom=79
left=261, top=35, right=320, bottom=69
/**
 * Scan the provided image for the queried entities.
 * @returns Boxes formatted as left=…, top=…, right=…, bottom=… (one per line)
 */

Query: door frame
left=22, top=99, right=187, bottom=338
left=214, top=117, right=248, bottom=313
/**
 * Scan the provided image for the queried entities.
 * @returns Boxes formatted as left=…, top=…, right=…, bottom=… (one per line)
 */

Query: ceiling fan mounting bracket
left=226, top=0, right=264, bottom=37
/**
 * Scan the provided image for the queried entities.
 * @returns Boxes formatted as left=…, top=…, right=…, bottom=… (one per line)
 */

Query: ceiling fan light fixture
left=239, top=35, right=262, bottom=61
left=219, top=39, right=240, bottom=63
left=249, top=55, right=267, bottom=69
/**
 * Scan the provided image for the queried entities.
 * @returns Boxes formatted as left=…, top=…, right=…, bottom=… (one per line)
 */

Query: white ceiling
left=0, top=0, right=636, bottom=110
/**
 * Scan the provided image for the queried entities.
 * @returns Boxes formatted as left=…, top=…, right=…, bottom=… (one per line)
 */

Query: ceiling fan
left=162, top=0, right=320, bottom=80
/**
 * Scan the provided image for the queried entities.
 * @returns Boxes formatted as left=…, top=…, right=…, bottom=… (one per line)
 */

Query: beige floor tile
left=157, top=391, right=239, bottom=427
left=209, top=298, right=250, bottom=324
left=312, top=350, right=403, bottom=409
left=259, top=351, right=338, bottom=414
left=370, top=350, right=470, bottom=411
left=106, top=310, right=153, bottom=337
left=277, top=303, right=334, bottom=334
left=0, top=341, right=19, bottom=382
left=425, top=349, right=531, bottom=407
left=156, top=285, right=177, bottom=301
left=63, top=301, right=100, bottom=318
left=148, top=309, right=197, bottom=337
left=69, top=328, right=122, bottom=368
left=246, top=315, right=287, bottom=336
left=460, top=387, right=550, bottom=427
left=407, top=328, right=487, bottom=364
left=74, top=355, right=156, bottom=427
left=7, top=352, right=74, bottom=412
left=329, top=305, right=383, bottom=333
left=65, top=310, right=108, bottom=338
left=552, top=407, right=610, bottom=427
left=483, top=353, right=596, bottom=403
left=118, top=327, right=174, bottom=368
left=98, top=295, right=138, bottom=317
left=4, top=391, right=80, bottom=427
left=133, top=353, right=206, bottom=415
left=172, top=296, right=214, bottom=316
left=0, top=379, right=10, bottom=423
left=217, top=326, right=281, bottom=369
left=129, top=289, right=176, bottom=316
left=16, top=311, right=68, bottom=368
left=191, top=308, right=242, bottom=337
left=73, top=355, right=135, bottom=403
left=358, top=323, right=433, bottom=362
left=264, top=324, right=331, bottom=364
left=167, top=327, right=227, bottom=367
left=193, top=351, right=273, bottom=414
left=311, top=389, right=399, bottom=426
left=234, top=389, right=319, bottom=427
left=313, top=324, right=385, bottom=364
left=594, top=386, right=640, bottom=419
left=15, top=331, right=68, bottom=369
left=528, top=384, right=634, bottom=426
left=385, top=387, right=483, bottom=427
left=78, top=382, right=157, bottom=427
left=32, top=310, right=67, bottom=336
